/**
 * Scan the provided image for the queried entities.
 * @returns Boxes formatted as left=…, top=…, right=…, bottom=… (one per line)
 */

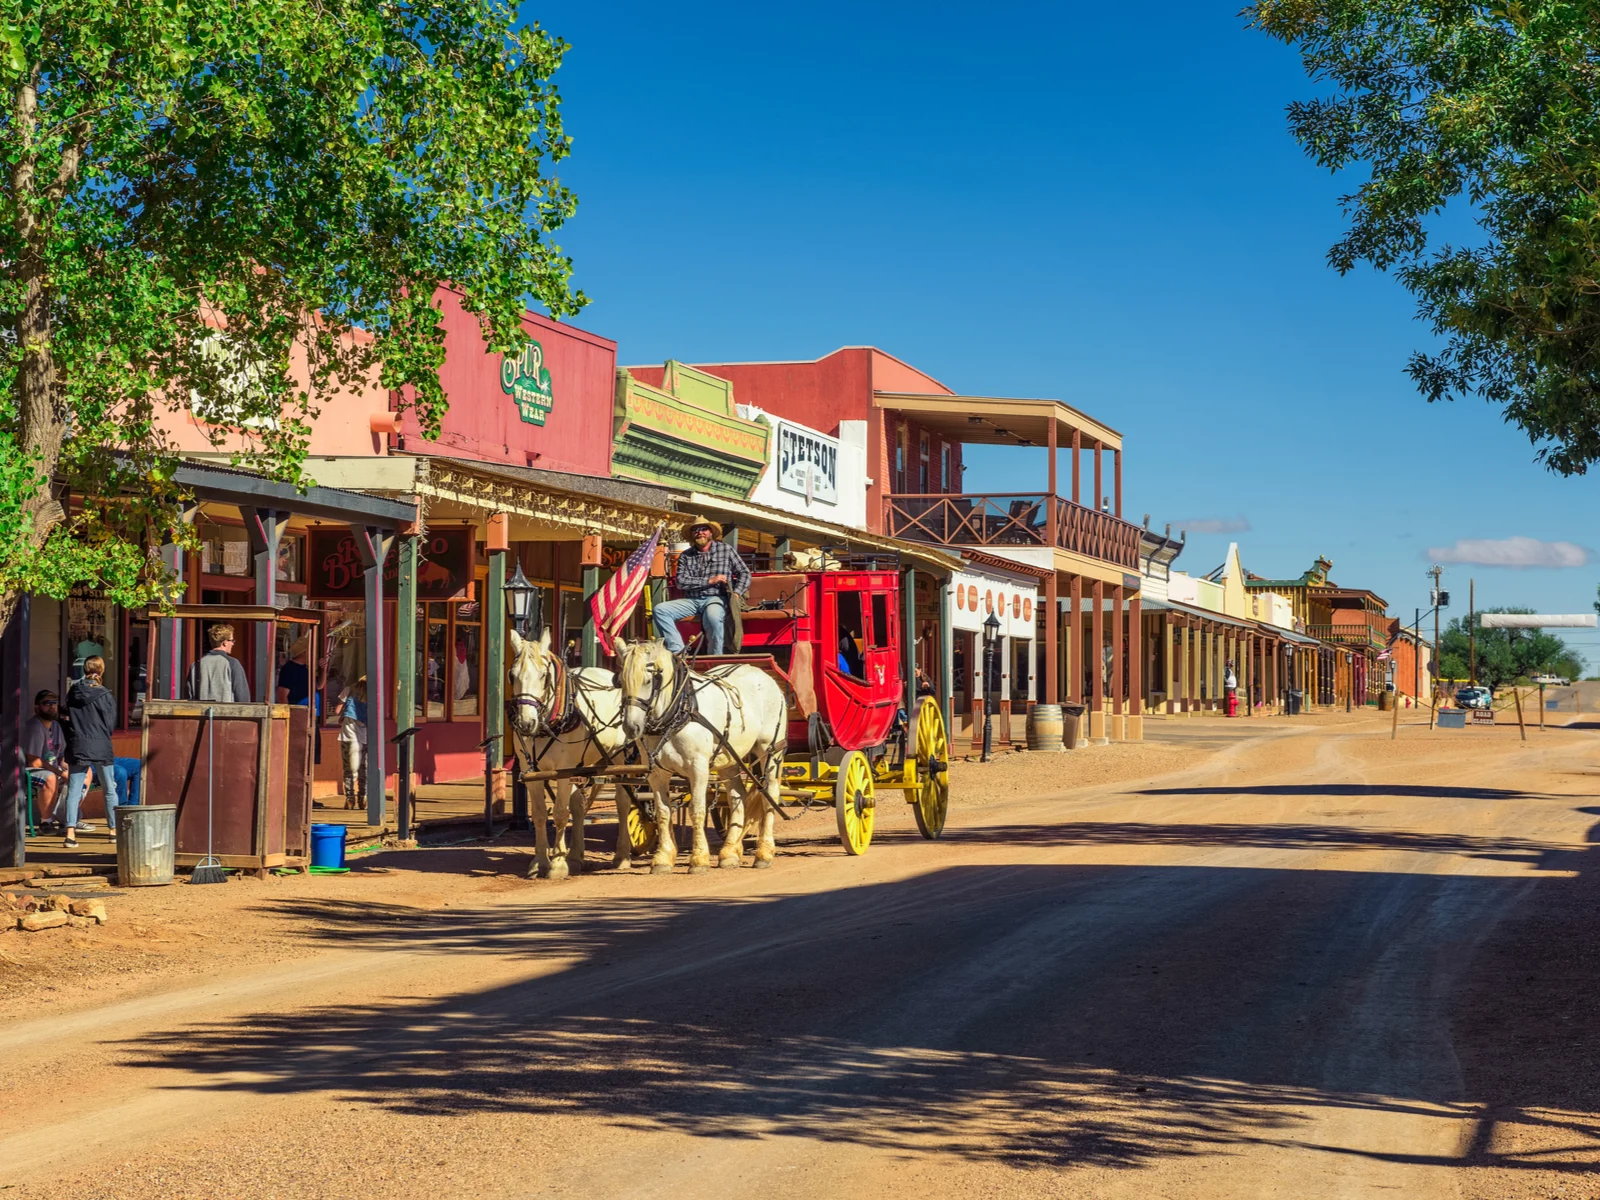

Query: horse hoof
left=689, top=862, right=711, bottom=876
left=752, top=857, right=773, bottom=869
left=611, top=858, right=633, bottom=872
left=547, top=864, right=569, bottom=881
left=716, top=855, right=741, bottom=870
left=650, top=862, right=674, bottom=875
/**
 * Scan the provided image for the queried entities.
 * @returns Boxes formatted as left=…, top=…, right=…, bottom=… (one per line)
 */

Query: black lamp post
left=981, top=609, right=1001, bottom=762
left=504, top=561, right=538, bottom=637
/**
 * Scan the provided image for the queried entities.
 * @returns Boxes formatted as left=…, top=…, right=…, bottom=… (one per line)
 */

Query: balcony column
left=1113, top=449, right=1122, bottom=518
left=1109, top=585, right=1124, bottom=740
left=1163, top=616, right=1175, bottom=715
left=1071, top=429, right=1081, bottom=506
left=1093, top=441, right=1103, bottom=512
left=1127, top=593, right=1142, bottom=740
left=1192, top=622, right=1203, bottom=713
left=1045, top=420, right=1059, bottom=706
left=1089, top=579, right=1106, bottom=742
left=1067, top=575, right=1082, bottom=705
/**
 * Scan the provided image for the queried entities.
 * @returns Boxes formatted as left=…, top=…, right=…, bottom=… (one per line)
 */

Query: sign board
left=500, top=340, right=555, bottom=426
left=1470, top=707, right=1495, bottom=724
left=1478, top=613, right=1597, bottom=629
left=948, top=568, right=1036, bottom=639
left=308, top=526, right=474, bottom=601
left=775, top=421, right=838, bottom=505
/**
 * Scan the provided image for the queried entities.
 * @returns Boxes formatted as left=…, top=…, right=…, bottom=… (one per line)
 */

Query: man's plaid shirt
left=674, top=539, right=751, bottom=599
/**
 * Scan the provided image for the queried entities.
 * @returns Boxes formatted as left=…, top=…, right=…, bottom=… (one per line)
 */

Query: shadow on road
left=116, top=828, right=1600, bottom=1177
left=1135, top=784, right=1573, bottom=802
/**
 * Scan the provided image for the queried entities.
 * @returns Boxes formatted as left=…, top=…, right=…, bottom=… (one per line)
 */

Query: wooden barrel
left=1026, top=704, right=1065, bottom=752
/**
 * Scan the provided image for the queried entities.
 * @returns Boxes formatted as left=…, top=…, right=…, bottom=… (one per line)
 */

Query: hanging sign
left=308, top=526, right=475, bottom=600
left=775, top=421, right=838, bottom=505
left=500, top=339, right=555, bottom=426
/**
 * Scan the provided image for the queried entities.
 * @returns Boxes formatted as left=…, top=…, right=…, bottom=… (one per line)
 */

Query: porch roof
left=873, top=392, right=1122, bottom=452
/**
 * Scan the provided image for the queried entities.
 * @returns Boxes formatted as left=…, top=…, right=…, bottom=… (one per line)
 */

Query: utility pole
left=1427, top=565, right=1444, bottom=730
left=1414, top=606, right=1421, bottom=703
left=1469, top=578, right=1476, bottom=685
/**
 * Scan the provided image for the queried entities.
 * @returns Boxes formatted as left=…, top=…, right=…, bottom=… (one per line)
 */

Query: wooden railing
left=884, top=492, right=1142, bottom=569
left=1305, top=623, right=1385, bottom=647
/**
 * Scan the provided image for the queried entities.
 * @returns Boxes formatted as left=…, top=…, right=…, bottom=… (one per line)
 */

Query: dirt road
left=4, top=712, right=1598, bottom=1199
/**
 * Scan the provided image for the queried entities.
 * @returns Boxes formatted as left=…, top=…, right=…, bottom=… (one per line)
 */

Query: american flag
left=590, top=524, right=663, bottom=656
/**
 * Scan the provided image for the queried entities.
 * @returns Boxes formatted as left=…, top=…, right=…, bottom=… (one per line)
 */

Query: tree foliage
left=1435, top=607, right=1584, bottom=685
left=1249, top=1, right=1600, bottom=474
left=0, top=0, right=584, bottom=615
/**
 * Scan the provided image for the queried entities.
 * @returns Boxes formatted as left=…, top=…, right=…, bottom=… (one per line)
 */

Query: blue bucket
left=310, top=823, right=347, bottom=869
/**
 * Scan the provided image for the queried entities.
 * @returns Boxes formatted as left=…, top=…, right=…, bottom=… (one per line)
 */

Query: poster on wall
left=308, top=526, right=475, bottom=601
left=776, top=421, right=838, bottom=505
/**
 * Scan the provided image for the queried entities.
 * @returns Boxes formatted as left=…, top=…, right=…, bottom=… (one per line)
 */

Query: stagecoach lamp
left=505, top=561, right=538, bottom=633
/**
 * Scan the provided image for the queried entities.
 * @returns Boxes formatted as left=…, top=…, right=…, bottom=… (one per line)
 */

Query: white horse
left=615, top=637, right=789, bottom=872
left=506, top=627, right=643, bottom=879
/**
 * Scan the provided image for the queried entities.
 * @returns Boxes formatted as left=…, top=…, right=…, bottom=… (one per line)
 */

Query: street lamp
left=504, top=561, right=538, bottom=636
left=981, top=609, right=1001, bottom=762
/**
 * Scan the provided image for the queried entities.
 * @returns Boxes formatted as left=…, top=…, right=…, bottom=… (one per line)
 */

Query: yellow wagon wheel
left=834, top=749, right=876, bottom=855
left=913, top=697, right=950, bottom=840
left=626, top=796, right=659, bottom=854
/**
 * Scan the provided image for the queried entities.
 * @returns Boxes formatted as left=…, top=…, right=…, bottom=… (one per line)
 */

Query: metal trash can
left=1062, top=702, right=1087, bottom=750
left=116, top=803, right=177, bottom=887
left=1286, top=689, right=1303, bottom=717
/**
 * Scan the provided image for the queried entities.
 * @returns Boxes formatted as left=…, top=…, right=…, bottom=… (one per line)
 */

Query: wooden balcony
left=1305, top=623, right=1385, bottom=648
left=884, top=492, right=1142, bottom=569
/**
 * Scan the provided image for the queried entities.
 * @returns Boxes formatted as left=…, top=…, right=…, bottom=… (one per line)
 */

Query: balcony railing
left=1305, top=623, right=1386, bottom=648
left=884, top=492, right=1142, bottom=569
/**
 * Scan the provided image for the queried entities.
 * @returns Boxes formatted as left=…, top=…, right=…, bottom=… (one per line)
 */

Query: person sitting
left=24, top=690, right=67, bottom=831
left=651, top=518, right=750, bottom=655
left=838, top=630, right=865, bottom=678
left=186, top=623, right=252, bottom=703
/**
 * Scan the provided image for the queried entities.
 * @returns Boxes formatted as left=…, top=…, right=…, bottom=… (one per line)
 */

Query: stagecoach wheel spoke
left=626, top=803, right=658, bottom=855
left=914, top=696, right=950, bottom=840
left=834, top=750, right=875, bottom=855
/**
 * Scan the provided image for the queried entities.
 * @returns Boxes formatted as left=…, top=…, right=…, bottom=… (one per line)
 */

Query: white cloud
left=1426, top=536, right=1589, bottom=569
left=1176, top=516, right=1251, bottom=535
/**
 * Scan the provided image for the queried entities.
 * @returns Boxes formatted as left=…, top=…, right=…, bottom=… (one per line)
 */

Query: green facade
left=612, top=361, right=771, bottom=498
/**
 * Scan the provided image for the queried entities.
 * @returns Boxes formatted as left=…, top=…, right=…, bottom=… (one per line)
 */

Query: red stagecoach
left=670, top=554, right=950, bottom=855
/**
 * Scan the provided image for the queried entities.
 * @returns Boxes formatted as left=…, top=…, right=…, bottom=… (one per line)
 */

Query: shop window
left=940, top=444, right=951, bottom=492
left=276, top=534, right=303, bottom=583
left=835, top=591, right=865, bottom=678
left=323, top=601, right=369, bottom=726
left=559, top=589, right=584, bottom=666
left=870, top=593, right=891, bottom=649
left=452, top=601, right=482, bottom=719
left=893, top=425, right=907, bottom=493
left=68, top=597, right=113, bottom=685
left=201, top=536, right=251, bottom=577
left=425, top=603, right=448, bottom=719
left=919, top=433, right=930, bottom=492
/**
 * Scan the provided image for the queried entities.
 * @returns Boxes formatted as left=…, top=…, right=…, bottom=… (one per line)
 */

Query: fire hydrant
left=1226, top=690, right=1240, bottom=718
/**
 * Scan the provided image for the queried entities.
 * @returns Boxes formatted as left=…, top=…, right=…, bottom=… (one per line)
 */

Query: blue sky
left=528, top=1, right=1600, bottom=665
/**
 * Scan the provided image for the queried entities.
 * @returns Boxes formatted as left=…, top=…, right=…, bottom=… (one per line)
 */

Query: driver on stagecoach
left=651, top=517, right=751, bottom=655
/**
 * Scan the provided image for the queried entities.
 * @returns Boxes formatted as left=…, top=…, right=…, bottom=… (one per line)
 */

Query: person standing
left=336, top=677, right=368, bottom=809
left=24, top=690, right=67, bottom=830
left=651, top=519, right=750, bottom=654
left=62, top=656, right=118, bottom=847
left=185, top=623, right=252, bottom=703
left=276, top=635, right=311, bottom=705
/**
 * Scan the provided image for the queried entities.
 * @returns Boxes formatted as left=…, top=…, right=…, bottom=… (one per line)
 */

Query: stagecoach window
left=870, top=593, right=891, bottom=649
left=836, top=591, right=866, bottom=678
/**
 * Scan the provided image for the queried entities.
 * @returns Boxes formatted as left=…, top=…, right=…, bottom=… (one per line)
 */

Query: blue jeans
left=65, top=764, right=118, bottom=831
left=652, top=595, right=727, bottom=653
left=114, top=757, right=141, bottom=809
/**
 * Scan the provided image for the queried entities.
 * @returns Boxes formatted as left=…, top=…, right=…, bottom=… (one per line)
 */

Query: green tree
left=0, top=0, right=583, bottom=621
left=1248, top=3, right=1600, bottom=475
left=1436, top=608, right=1584, bottom=687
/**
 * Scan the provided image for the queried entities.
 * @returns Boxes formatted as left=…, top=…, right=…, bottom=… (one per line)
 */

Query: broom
left=190, top=706, right=228, bottom=885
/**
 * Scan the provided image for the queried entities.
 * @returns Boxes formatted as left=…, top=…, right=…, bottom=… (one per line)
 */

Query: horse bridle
left=508, top=651, right=564, bottom=735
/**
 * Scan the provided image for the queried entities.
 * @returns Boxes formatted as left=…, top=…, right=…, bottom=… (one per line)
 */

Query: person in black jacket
left=62, top=654, right=119, bottom=847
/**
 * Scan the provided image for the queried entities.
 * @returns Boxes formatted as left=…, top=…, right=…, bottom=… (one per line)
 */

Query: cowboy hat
left=683, top=516, right=724, bottom=540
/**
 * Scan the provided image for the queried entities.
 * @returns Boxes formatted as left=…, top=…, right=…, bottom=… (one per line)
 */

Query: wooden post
left=1090, top=579, right=1105, bottom=740
left=353, top=525, right=393, bottom=827
left=244, top=508, right=287, bottom=702
left=1127, top=593, right=1142, bottom=739
left=1093, top=441, right=1103, bottom=511
left=1068, top=575, right=1082, bottom=704
left=1113, top=449, right=1122, bottom=517
left=1071, top=429, right=1081, bottom=506
left=1045, top=573, right=1059, bottom=704
left=1391, top=681, right=1400, bottom=740
left=1110, top=584, right=1124, bottom=739
left=1163, top=616, right=1175, bottom=715
left=581, top=533, right=602, bottom=668
left=485, top=530, right=507, bottom=824
left=0, top=598, right=28, bottom=867
left=1513, top=684, right=1526, bottom=741
left=1539, top=680, right=1545, bottom=730
left=395, top=533, right=418, bottom=840
left=902, top=567, right=917, bottom=718
left=939, top=574, right=955, bottom=743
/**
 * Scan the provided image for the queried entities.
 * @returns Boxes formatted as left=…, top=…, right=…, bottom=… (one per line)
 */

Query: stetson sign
left=776, top=420, right=838, bottom=505
left=501, top=339, right=555, bottom=426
